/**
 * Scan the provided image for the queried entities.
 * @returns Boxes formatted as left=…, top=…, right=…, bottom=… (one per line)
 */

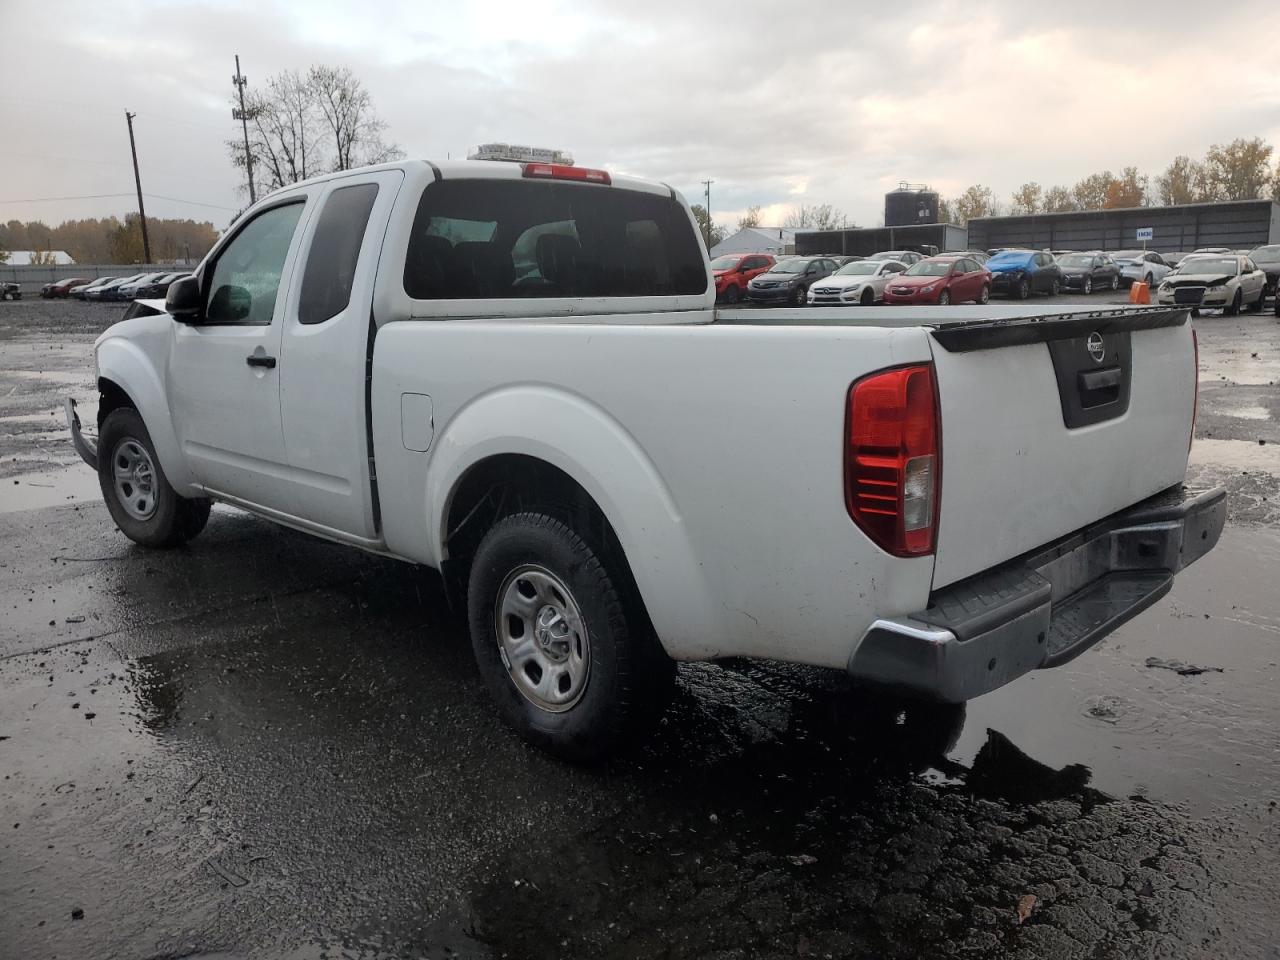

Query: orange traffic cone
left=1128, top=281, right=1150, bottom=304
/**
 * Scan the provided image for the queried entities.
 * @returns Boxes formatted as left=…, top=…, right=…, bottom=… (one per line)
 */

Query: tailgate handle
left=1077, top=366, right=1121, bottom=407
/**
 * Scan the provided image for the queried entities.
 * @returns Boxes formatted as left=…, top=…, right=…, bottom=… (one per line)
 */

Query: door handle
left=246, top=355, right=277, bottom=369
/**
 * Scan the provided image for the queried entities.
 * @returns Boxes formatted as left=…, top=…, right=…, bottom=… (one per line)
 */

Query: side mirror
left=166, top=275, right=202, bottom=323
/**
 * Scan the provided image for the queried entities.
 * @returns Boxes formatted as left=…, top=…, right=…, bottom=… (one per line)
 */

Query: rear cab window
left=402, top=178, right=707, bottom=302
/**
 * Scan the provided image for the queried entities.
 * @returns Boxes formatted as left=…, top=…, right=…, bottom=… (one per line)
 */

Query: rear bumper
left=848, top=484, right=1227, bottom=702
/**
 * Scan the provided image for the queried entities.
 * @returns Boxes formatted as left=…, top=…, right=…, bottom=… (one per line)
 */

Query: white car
left=1156, top=253, right=1268, bottom=314
left=64, top=155, right=1225, bottom=760
left=1110, top=249, right=1172, bottom=288
left=807, top=259, right=906, bottom=305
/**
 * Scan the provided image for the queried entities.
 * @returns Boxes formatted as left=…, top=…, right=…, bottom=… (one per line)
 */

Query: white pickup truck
left=66, top=158, right=1225, bottom=760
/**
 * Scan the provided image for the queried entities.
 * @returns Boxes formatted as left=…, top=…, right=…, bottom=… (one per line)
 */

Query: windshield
left=1057, top=254, right=1094, bottom=267
left=1250, top=245, right=1280, bottom=262
left=835, top=261, right=877, bottom=276
left=709, top=257, right=740, bottom=270
left=903, top=261, right=951, bottom=277
left=771, top=259, right=810, bottom=274
left=987, top=252, right=1032, bottom=267
left=1175, top=257, right=1237, bottom=276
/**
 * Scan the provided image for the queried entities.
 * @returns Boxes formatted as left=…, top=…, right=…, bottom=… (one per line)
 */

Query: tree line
left=0, top=215, right=219, bottom=265
left=940, top=136, right=1280, bottom=225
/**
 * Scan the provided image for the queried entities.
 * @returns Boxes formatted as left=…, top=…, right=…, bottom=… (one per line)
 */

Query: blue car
left=985, top=249, right=1063, bottom=299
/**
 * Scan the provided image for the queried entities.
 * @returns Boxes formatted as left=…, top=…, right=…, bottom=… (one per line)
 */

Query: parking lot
left=2, top=295, right=1280, bottom=958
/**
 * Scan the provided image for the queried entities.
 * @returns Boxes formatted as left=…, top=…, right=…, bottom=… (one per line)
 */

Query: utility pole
left=232, top=55, right=256, bottom=204
left=701, top=178, right=714, bottom=247
left=124, top=111, right=152, bottom=264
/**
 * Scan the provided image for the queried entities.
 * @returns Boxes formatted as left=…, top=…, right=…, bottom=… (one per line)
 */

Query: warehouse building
left=967, top=199, right=1280, bottom=254
left=710, top=227, right=795, bottom=258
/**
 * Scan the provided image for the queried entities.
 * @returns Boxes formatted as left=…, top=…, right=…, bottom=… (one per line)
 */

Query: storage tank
left=885, top=183, right=939, bottom=227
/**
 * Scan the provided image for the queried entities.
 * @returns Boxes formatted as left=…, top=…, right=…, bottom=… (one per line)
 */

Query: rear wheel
left=468, top=512, right=674, bottom=762
left=1225, top=289, right=1242, bottom=316
left=98, top=408, right=211, bottom=548
left=722, top=284, right=740, bottom=305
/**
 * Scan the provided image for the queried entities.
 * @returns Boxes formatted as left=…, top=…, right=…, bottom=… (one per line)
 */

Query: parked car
left=1162, top=252, right=1192, bottom=268
left=1110, top=250, right=1171, bottom=289
left=986, top=249, right=1063, bottom=299
left=1056, top=252, right=1121, bottom=294
left=1247, top=244, right=1280, bottom=295
left=62, top=156, right=1223, bottom=760
left=71, top=277, right=119, bottom=299
left=1, top=282, right=20, bottom=300
left=745, top=256, right=838, bottom=305
left=43, top=277, right=90, bottom=299
left=1191, top=247, right=1232, bottom=255
left=136, top=272, right=190, bottom=299
left=807, top=259, right=907, bottom=305
left=710, top=253, right=775, bottom=304
left=87, top=275, right=146, bottom=301
left=114, top=273, right=169, bottom=301
left=882, top=255, right=991, bottom=305
left=944, top=250, right=990, bottom=264
left=866, top=249, right=924, bottom=266
left=1156, top=254, right=1267, bottom=314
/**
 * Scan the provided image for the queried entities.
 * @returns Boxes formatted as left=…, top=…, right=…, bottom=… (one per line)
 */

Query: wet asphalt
left=2, top=298, right=1279, bottom=959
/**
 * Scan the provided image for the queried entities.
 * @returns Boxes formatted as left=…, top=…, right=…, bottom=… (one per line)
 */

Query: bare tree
left=737, top=205, right=761, bottom=231
left=309, top=65, right=403, bottom=171
left=1009, top=182, right=1043, bottom=216
left=784, top=203, right=849, bottom=230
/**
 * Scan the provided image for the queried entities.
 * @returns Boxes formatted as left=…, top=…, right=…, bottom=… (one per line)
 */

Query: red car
left=44, top=277, right=91, bottom=299
left=710, top=253, right=776, bottom=304
left=882, top=256, right=991, bottom=305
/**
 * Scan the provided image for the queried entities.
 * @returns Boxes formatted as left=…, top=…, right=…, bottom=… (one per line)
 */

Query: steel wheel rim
left=495, top=564, right=590, bottom=713
left=111, top=438, right=158, bottom=520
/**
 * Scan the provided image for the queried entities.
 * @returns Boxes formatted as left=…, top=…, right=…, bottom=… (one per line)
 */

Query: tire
left=791, top=284, right=806, bottom=306
left=98, top=408, right=211, bottom=548
left=937, top=289, right=951, bottom=305
left=722, top=284, right=740, bottom=305
left=1083, top=276, right=1093, bottom=295
left=1225, top=289, right=1242, bottom=316
left=1251, top=288, right=1265, bottom=313
left=860, top=288, right=873, bottom=306
left=1017, top=279, right=1030, bottom=300
left=978, top=284, right=990, bottom=305
left=1110, top=275, right=1119, bottom=291
left=1050, top=278, right=1061, bottom=296
left=467, top=511, right=674, bottom=762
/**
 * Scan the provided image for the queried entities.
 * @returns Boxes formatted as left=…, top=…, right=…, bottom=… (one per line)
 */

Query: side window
left=205, top=201, right=305, bottom=326
left=298, top=183, right=379, bottom=325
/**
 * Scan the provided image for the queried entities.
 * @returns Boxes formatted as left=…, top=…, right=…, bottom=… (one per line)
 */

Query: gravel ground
left=1, top=295, right=1279, bottom=959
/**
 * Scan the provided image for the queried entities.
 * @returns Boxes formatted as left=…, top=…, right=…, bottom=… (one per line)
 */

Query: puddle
left=1189, top=437, right=1280, bottom=475
left=1223, top=405, right=1272, bottom=421
left=2, top=465, right=102, bottom=512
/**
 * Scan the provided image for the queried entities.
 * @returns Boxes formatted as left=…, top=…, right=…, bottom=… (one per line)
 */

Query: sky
left=2, top=0, right=1280, bottom=236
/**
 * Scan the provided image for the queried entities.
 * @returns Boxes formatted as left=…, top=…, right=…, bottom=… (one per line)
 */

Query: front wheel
left=1083, top=276, right=1093, bottom=295
left=978, top=284, right=990, bottom=305
left=467, top=512, right=674, bottom=762
left=98, top=408, right=211, bottom=548
left=722, top=284, right=740, bottom=305
left=1017, top=279, right=1031, bottom=300
left=1110, top=274, right=1119, bottom=291
left=1225, top=289, right=1242, bottom=316
left=937, top=289, right=951, bottom=305
left=1251, top=288, right=1265, bottom=313
left=1049, top=278, right=1061, bottom=296
left=791, top=284, right=807, bottom=306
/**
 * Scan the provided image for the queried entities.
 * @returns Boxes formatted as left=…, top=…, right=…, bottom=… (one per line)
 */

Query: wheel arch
left=95, top=336, right=197, bottom=492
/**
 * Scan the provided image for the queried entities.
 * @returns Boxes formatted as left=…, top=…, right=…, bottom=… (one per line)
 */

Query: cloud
left=1, top=0, right=1278, bottom=232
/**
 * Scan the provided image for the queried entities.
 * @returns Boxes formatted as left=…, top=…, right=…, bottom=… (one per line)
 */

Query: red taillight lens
left=522, top=162, right=611, bottom=185
left=1190, top=326, right=1199, bottom=452
left=845, top=364, right=940, bottom=557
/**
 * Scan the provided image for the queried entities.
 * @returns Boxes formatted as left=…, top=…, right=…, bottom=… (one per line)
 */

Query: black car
left=1248, top=244, right=1280, bottom=296
left=1056, top=252, right=1120, bottom=294
left=136, top=272, right=189, bottom=298
left=1, top=282, right=21, bottom=301
left=986, top=250, right=1064, bottom=299
left=745, top=256, right=839, bottom=305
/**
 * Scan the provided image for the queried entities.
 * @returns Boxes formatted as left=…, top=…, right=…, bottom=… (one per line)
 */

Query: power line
left=144, top=193, right=237, bottom=212
left=0, top=192, right=136, bottom=204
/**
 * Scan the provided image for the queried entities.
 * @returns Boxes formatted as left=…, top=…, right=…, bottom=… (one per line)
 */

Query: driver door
left=168, top=195, right=312, bottom=512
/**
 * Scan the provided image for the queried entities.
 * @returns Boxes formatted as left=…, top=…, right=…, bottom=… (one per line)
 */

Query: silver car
left=1110, top=250, right=1172, bottom=288
left=1156, top=254, right=1267, bottom=314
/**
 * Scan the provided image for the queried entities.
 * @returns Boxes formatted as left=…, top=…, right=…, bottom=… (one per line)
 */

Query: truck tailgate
left=928, top=307, right=1197, bottom=588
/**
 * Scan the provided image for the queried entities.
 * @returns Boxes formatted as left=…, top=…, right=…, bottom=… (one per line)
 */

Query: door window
left=298, top=183, right=380, bottom=325
left=205, top=201, right=305, bottom=325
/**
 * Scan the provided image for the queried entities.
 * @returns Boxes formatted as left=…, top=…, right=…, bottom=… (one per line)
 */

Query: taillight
left=844, top=364, right=940, bottom=557
left=1190, top=326, right=1199, bottom=452
left=522, top=162, right=611, bottom=185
